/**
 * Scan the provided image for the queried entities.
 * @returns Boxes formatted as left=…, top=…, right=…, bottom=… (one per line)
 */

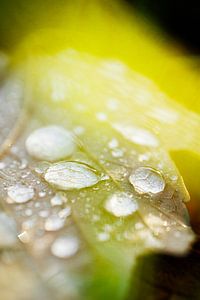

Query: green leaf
left=0, top=50, right=197, bottom=299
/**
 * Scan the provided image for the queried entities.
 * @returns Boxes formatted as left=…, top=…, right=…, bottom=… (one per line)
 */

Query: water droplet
left=104, top=192, right=138, bottom=217
left=0, top=212, right=17, bottom=247
left=39, top=210, right=49, bottom=218
left=39, top=191, right=46, bottom=198
left=149, top=107, right=179, bottom=124
left=108, top=138, right=119, bottom=149
left=51, top=192, right=67, bottom=206
left=111, top=148, right=124, bottom=158
left=58, top=207, right=71, bottom=219
left=45, top=215, right=65, bottom=231
left=51, top=236, right=79, bottom=258
left=44, top=161, right=99, bottom=190
left=7, top=185, right=34, bottom=204
left=129, top=167, right=165, bottom=194
left=96, top=112, right=107, bottom=122
left=113, top=123, right=159, bottom=147
left=26, top=126, right=75, bottom=161
left=97, top=232, right=110, bottom=242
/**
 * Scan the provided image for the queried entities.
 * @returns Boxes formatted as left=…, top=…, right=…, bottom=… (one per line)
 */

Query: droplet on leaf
left=44, top=161, right=99, bottom=190
left=44, top=215, right=65, bottom=231
left=129, top=166, right=165, bottom=194
left=113, top=123, right=159, bottom=147
left=7, top=184, right=34, bottom=204
left=25, top=125, right=75, bottom=161
left=51, top=236, right=79, bottom=258
left=104, top=192, right=138, bottom=217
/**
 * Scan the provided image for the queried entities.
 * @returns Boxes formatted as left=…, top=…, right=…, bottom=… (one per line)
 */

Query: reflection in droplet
left=26, top=125, right=75, bottom=161
left=44, top=161, right=99, bottom=190
left=7, top=185, right=34, bottom=204
left=51, top=236, right=79, bottom=258
left=104, top=192, right=138, bottom=217
left=129, top=167, right=165, bottom=194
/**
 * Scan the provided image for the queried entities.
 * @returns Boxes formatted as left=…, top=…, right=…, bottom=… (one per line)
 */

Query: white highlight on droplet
left=44, top=161, right=99, bottom=190
left=129, top=166, right=165, bottom=194
left=7, top=185, right=34, bottom=204
left=113, top=123, right=159, bottom=147
left=104, top=192, right=138, bottom=217
left=51, top=236, right=79, bottom=258
left=26, top=125, right=75, bottom=162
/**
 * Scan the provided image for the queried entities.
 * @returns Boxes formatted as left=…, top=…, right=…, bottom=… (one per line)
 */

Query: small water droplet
left=44, top=161, right=99, bottom=190
left=129, top=167, right=165, bottom=194
left=97, top=232, right=110, bottom=242
left=39, top=210, right=49, bottom=218
left=113, top=123, right=159, bottom=147
left=26, top=126, right=75, bottom=161
left=111, top=148, right=124, bottom=158
left=51, top=192, right=67, bottom=206
left=58, top=207, right=71, bottom=219
left=104, top=192, right=138, bottom=217
left=39, top=191, right=46, bottom=198
left=51, top=236, right=79, bottom=258
left=108, top=138, right=119, bottom=149
left=7, top=185, right=34, bottom=204
left=45, top=215, right=65, bottom=231
left=96, top=112, right=107, bottom=122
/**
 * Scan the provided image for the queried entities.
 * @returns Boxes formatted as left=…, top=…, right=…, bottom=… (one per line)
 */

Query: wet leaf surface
left=0, top=50, right=199, bottom=300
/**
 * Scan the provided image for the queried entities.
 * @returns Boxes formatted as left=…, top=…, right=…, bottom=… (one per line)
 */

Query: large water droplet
left=51, top=236, right=79, bottom=258
left=129, top=167, right=165, bottom=194
left=44, top=161, right=99, bottom=190
left=26, top=125, right=75, bottom=161
left=104, top=192, right=138, bottom=217
left=7, top=184, right=34, bottom=204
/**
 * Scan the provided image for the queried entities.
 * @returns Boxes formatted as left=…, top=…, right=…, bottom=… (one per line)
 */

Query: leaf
left=0, top=49, right=198, bottom=300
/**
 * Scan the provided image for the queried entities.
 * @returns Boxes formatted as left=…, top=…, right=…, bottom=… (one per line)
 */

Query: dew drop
left=7, top=185, right=34, bottom=204
left=26, top=125, right=75, bottom=161
left=104, top=192, right=138, bottom=217
left=58, top=207, right=71, bottom=219
left=108, top=138, right=119, bottom=149
left=113, top=123, right=159, bottom=147
left=51, top=192, right=67, bottom=206
left=51, top=236, right=79, bottom=258
left=45, top=216, right=65, bottom=231
left=96, top=112, right=107, bottom=122
left=97, top=232, right=110, bottom=242
left=129, top=167, right=165, bottom=194
left=44, top=161, right=99, bottom=190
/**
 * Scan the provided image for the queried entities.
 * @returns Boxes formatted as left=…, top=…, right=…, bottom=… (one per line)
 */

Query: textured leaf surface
left=0, top=50, right=198, bottom=300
